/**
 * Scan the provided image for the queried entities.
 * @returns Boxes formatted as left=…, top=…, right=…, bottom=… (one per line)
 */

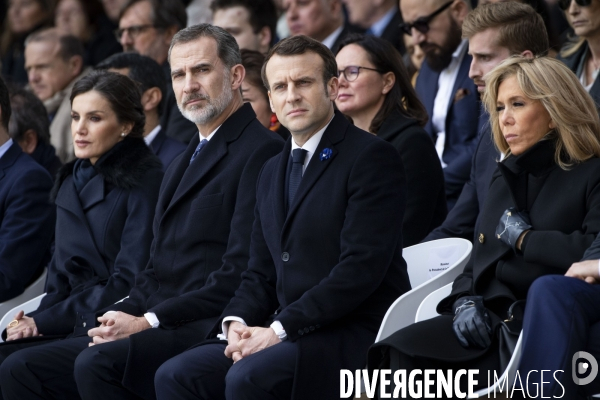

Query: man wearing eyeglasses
left=116, top=0, right=198, bottom=144
left=400, top=0, right=479, bottom=212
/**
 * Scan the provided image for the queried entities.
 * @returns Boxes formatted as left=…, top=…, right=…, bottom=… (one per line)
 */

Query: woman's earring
left=121, top=132, right=126, bottom=137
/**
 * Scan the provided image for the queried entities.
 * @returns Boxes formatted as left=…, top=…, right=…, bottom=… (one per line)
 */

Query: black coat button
left=281, top=252, right=290, bottom=262
left=304, top=327, right=310, bottom=333
left=298, top=329, right=304, bottom=335
left=309, top=326, right=315, bottom=331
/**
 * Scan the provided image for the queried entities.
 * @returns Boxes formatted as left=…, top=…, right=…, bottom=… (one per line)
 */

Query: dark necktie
left=288, top=148, right=307, bottom=207
left=189, top=139, right=208, bottom=164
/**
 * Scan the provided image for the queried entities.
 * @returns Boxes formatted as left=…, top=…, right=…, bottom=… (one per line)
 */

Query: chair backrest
left=404, top=238, right=472, bottom=289
left=0, top=268, right=47, bottom=328
left=0, top=293, right=47, bottom=342
left=374, top=239, right=472, bottom=343
left=415, top=282, right=453, bottom=322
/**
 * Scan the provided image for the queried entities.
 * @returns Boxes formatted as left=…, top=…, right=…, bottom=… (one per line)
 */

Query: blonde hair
left=483, top=56, right=600, bottom=169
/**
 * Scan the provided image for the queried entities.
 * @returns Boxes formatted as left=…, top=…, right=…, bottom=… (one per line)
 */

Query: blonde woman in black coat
left=335, top=34, right=446, bottom=246
left=0, top=71, right=162, bottom=356
left=368, top=56, right=600, bottom=397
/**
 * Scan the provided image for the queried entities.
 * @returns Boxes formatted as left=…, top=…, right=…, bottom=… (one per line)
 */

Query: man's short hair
left=210, top=0, right=278, bottom=42
left=168, top=24, right=241, bottom=69
left=96, top=53, right=167, bottom=116
left=0, top=77, right=11, bottom=131
left=261, top=35, right=337, bottom=91
left=120, top=0, right=187, bottom=31
left=462, top=2, right=549, bottom=56
left=8, top=86, right=50, bottom=144
left=25, top=28, right=85, bottom=62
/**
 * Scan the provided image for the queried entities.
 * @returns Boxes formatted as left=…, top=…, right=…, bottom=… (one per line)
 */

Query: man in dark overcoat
left=0, top=25, right=283, bottom=400
left=153, top=34, right=411, bottom=400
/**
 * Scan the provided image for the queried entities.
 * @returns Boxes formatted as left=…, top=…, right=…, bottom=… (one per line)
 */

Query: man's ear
left=327, top=76, right=339, bottom=101
left=452, top=0, right=469, bottom=24
left=164, top=25, right=179, bottom=44
left=68, top=55, right=83, bottom=78
left=268, top=91, right=275, bottom=113
left=521, top=50, right=534, bottom=59
left=230, top=64, right=246, bottom=91
left=258, top=26, right=272, bottom=53
left=18, top=129, right=38, bottom=154
left=141, top=87, right=163, bottom=112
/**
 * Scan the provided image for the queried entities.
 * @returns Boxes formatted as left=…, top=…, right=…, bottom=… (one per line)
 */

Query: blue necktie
left=288, top=148, right=307, bottom=207
left=189, top=139, right=208, bottom=164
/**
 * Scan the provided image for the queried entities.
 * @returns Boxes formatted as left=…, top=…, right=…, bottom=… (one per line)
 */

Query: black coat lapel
left=54, top=178, right=109, bottom=279
left=273, top=138, right=292, bottom=230
left=284, top=113, right=346, bottom=225
left=78, top=174, right=105, bottom=210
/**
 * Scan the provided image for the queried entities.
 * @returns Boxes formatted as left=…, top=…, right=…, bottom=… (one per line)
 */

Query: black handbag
left=497, top=300, right=526, bottom=372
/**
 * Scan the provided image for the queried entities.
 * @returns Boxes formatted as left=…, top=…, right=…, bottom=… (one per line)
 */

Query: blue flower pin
left=320, top=148, right=332, bottom=161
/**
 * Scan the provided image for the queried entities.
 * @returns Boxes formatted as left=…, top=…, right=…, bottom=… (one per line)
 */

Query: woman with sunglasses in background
left=335, top=34, right=447, bottom=246
left=558, top=0, right=600, bottom=106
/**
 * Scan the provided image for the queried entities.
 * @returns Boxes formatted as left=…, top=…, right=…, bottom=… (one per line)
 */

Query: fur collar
left=51, top=137, right=161, bottom=200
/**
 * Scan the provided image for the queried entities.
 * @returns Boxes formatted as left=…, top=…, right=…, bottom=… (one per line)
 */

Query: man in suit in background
left=24, top=28, right=88, bottom=163
left=342, top=0, right=405, bottom=54
left=97, top=53, right=186, bottom=171
left=0, top=24, right=283, bottom=400
left=424, top=2, right=550, bottom=242
left=401, top=0, right=479, bottom=210
left=8, top=87, right=62, bottom=177
left=285, top=0, right=361, bottom=53
left=153, top=34, right=411, bottom=400
left=116, top=0, right=198, bottom=144
left=211, top=0, right=278, bottom=55
left=0, top=76, right=55, bottom=303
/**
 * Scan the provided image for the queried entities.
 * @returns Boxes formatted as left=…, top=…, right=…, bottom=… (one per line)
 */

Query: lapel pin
left=320, top=148, right=332, bottom=161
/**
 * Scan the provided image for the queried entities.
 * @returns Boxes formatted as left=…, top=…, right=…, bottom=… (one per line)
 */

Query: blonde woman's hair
left=483, top=56, right=600, bottom=169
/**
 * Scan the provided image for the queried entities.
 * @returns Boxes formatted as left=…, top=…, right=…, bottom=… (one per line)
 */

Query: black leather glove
left=495, top=207, right=532, bottom=252
left=452, top=296, right=492, bottom=349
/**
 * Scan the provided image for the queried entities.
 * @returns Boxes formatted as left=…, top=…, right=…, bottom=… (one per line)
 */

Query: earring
left=121, top=132, right=126, bottom=137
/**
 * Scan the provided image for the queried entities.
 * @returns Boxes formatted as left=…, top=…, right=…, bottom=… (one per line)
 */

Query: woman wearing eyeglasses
left=558, top=0, right=600, bottom=106
left=335, top=34, right=446, bottom=246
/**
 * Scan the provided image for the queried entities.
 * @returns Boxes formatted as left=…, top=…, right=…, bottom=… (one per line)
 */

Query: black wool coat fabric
left=369, top=139, right=600, bottom=373
left=30, top=138, right=163, bottom=337
left=97, top=103, right=283, bottom=398
left=377, top=110, right=447, bottom=246
left=221, top=112, right=411, bottom=400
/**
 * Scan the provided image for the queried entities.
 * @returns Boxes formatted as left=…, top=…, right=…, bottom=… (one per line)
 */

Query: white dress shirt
left=0, top=138, right=13, bottom=160
left=143, top=125, right=162, bottom=147
left=321, top=26, right=344, bottom=50
left=218, top=117, right=334, bottom=340
left=369, top=7, right=396, bottom=37
left=431, top=39, right=469, bottom=168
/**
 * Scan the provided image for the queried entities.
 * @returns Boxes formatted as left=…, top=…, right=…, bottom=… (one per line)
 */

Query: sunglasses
left=558, top=0, right=592, bottom=10
left=399, top=1, right=454, bottom=36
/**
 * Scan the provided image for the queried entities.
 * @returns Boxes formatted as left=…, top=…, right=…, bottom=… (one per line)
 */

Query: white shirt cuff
left=144, top=312, right=160, bottom=328
left=270, top=320, right=287, bottom=341
left=216, top=316, right=247, bottom=340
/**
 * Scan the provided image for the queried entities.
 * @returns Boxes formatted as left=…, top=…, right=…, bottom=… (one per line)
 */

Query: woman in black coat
left=368, top=57, right=600, bottom=397
left=2, top=70, right=162, bottom=346
left=335, top=34, right=446, bottom=246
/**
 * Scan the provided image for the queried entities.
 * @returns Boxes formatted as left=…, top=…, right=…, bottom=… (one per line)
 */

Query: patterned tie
left=189, top=139, right=208, bottom=164
left=288, top=148, right=307, bottom=207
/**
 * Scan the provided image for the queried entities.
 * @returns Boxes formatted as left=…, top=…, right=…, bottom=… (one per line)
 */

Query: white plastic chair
left=0, top=293, right=47, bottom=342
left=374, top=238, right=473, bottom=343
left=0, top=268, right=47, bottom=327
left=415, top=283, right=524, bottom=398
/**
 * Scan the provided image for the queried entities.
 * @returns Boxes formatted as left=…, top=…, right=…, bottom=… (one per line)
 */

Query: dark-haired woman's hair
left=70, top=70, right=145, bottom=139
left=241, top=49, right=268, bottom=100
left=337, top=34, right=428, bottom=133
